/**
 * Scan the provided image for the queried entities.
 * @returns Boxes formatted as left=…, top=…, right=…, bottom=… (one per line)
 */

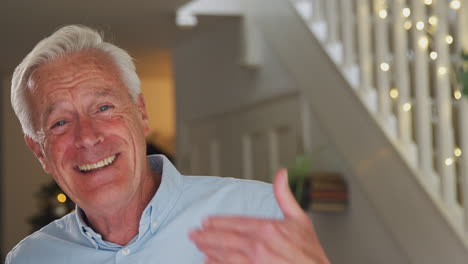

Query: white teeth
left=78, top=154, right=117, bottom=172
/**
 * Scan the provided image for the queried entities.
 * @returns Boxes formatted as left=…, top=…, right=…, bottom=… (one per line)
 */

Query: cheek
left=43, top=135, right=74, bottom=168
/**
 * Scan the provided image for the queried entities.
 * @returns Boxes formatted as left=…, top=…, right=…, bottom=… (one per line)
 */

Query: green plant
left=288, top=155, right=312, bottom=207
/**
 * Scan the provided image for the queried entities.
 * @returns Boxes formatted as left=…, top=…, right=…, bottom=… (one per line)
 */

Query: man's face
left=25, top=51, right=151, bottom=211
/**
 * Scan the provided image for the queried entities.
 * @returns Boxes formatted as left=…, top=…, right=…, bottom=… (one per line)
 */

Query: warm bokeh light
left=402, top=8, right=411, bottom=17
left=454, top=147, right=462, bottom=157
left=403, top=103, right=412, bottom=112
left=446, top=35, right=454, bottom=45
left=450, top=0, right=461, bottom=10
left=416, top=21, right=425, bottom=30
left=380, top=62, right=390, bottom=72
left=438, top=66, right=448, bottom=76
left=379, top=9, right=388, bottom=19
left=390, top=88, right=399, bottom=99
left=445, top=157, right=454, bottom=166
left=404, top=21, right=412, bottom=30
left=57, top=193, right=67, bottom=203
left=418, top=36, right=429, bottom=49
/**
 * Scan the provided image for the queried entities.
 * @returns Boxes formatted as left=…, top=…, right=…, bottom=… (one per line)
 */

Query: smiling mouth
left=76, top=154, right=119, bottom=173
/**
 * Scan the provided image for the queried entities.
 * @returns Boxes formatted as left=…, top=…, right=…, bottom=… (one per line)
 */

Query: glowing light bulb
left=454, top=90, right=462, bottom=99
left=404, top=21, right=412, bottom=30
left=455, top=148, right=462, bottom=157
left=450, top=0, right=461, bottom=10
left=416, top=21, right=425, bottom=30
left=424, top=0, right=433, bottom=5
left=389, top=88, right=399, bottom=99
left=418, top=36, right=429, bottom=49
left=430, top=51, right=438, bottom=60
left=403, top=103, right=412, bottom=112
left=446, top=35, right=454, bottom=44
left=379, top=9, right=388, bottom=19
left=402, top=8, right=411, bottom=17
left=428, top=16, right=438, bottom=26
left=380, top=62, right=390, bottom=72
left=57, top=193, right=67, bottom=203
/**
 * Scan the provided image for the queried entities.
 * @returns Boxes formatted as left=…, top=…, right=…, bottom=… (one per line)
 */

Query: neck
left=82, top=165, right=161, bottom=246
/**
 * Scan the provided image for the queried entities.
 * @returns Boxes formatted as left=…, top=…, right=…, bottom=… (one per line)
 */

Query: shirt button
left=85, top=232, right=92, bottom=238
left=122, top=248, right=130, bottom=255
left=152, top=221, right=158, bottom=229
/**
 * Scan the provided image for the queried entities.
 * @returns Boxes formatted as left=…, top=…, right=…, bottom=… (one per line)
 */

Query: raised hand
left=189, top=169, right=330, bottom=264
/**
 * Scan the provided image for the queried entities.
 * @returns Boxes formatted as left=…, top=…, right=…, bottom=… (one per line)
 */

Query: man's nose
left=74, top=118, right=104, bottom=148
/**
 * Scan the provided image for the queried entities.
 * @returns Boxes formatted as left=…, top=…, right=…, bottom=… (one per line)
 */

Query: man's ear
left=24, top=135, right=50, bottom=173
left=136, top=93, right=150, bottom=136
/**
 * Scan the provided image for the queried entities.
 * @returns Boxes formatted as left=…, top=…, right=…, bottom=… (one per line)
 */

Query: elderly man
left=6, top=25, right=329, bottom=263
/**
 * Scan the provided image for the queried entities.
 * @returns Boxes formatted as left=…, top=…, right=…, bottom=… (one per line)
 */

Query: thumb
left=273, top=168, right=309, bottom=223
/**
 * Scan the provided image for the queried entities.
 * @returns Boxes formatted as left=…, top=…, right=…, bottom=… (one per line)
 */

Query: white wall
left=173, top=16, right=410, bottom=263
left=1, top=76, right=52, bottom=256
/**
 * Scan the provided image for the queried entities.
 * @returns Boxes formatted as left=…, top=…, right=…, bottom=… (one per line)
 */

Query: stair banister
left=357, top=0, right=376, bottom=104
left=374, top=0, right=394, bottom=134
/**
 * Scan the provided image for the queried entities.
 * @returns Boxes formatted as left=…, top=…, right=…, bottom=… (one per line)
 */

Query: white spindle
left=459, top=99, right=468, bottom=232
left=311, top=0, right=324, bottom=23
left=374, top=0, right=392, bottom=126
left=433, top=0, right=457, bottom=206
left=411, top=0, right=437, bottom=185
left=434, top=0, right=456, bottom=206
left=357, top=0, right=374, bottom=99
left=324, top=0, right=339, bottom=43
left=340, top=0, right=355, bottom=68
left=393, top=0, right=414, bottom=153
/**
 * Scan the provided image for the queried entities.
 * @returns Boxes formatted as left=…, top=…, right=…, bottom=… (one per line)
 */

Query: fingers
left=190, top=227, right=290, bottom=264
left=190, top=217, right=309, bottom=263
left=201, top=216, right=310, bottom=248
left=273, top=169, right=310, bottom=225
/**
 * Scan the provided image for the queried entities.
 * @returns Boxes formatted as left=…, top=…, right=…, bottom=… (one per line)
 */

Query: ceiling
left=0, top=0, right=191, bottom=73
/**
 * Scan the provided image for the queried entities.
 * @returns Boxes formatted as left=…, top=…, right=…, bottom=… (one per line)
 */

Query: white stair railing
left=292, top=0, right=467, bottom=233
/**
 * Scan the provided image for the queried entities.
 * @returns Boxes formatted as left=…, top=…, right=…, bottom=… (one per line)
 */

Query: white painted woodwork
left=251, top=0, right=468, bottom=261
left=185, top=94, right=301, bottom=181
left=373, top=0, right=393, bottom=134
left=340, top=0, right=355, bottom=68
left=392, top=0, right=416, bottom=163
left=459, top=99, right=468, bottom=233
left=324, top=0, right=339, bottom=44
left=410, top=0, right=438, bottom=188
left=176, top=0, right=468, bottom=261
left=433, top=0, right=457, bottom=208
left=356, top=0, right=375, bottom=104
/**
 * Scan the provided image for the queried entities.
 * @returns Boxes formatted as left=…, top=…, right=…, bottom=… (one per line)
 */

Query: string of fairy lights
left=375, top=0, right=463, bottom=167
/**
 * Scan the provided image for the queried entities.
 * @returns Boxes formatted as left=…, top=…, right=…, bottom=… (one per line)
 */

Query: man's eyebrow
left=45, top=90, right=117, bottom=115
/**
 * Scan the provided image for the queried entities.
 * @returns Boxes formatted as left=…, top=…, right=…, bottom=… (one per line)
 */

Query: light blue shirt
left=6, top=155, right=282, bottom=263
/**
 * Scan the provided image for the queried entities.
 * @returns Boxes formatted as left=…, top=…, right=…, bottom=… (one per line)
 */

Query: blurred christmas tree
left=29, top=180, right=75, bottom=232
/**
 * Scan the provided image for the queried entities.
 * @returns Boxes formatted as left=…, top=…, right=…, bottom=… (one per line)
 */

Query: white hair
left=11, top=25, right=141, bottom=142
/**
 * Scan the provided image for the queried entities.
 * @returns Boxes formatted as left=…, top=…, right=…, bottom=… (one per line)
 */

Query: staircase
left=176, top=0, right=468, bottom=262
left=251, top=0, right=468, bottom=263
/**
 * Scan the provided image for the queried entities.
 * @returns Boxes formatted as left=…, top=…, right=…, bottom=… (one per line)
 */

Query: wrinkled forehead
left=26, top=50, right=123, bottom=94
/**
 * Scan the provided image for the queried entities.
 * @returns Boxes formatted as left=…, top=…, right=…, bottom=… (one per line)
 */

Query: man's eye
left=99, top=105, right=112, bottom=112
left=51, top=120, right=67, bottom=129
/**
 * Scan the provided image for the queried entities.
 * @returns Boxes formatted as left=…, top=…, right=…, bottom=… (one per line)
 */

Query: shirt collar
left=75, top=154, right=184, bottom=246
